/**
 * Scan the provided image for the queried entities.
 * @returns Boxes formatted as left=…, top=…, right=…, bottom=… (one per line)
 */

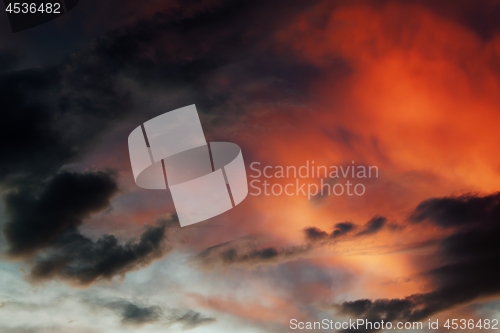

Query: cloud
left=196, top=217, right=389, bottom=268
left=333, top=222, right=356, bottom=237
left=304, top=217, right=387, bottom=241
left=355, top=216, right=387, bottom=236
left=29, top=220, right=172, bottom=285
left=105, top=300, right=215, bottom=328
left=169, top=310, right=216, bottom=329
left=0, top=50, right=20, bottom=72
left=337, top=192, right=500, bottom=331
left=304, top=222, right=356, bottom=241
left=3, top=170, right=178, bottom=285
left=304, top=227, right=329, bottom=240
left=4, top=171, right=119, bottom=257
left=0, top=58, right=135, bottom=187
left=0, top=0, right=327, bottom=288
left=107, top=300, right=162, bottom=325
left=195, top=237, right=313, bottom=269
left=410, top=192, right=500, bottom=228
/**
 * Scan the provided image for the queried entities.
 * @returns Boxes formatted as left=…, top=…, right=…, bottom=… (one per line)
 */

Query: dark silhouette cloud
left=408, top=0, right=500, bottom=41
left=338, top=192, right=500, bottom=331
left=355, top=216, right=387, bottom=236
left=196, top=237, right=312, bottom=269
left=304, top=217, right=387, bottom=242
left=0, top=57, right=134, bottom=186
left=333, top=222, right=356, bottom=237
left=3, top=170, right=178, bottom=284
left=4, top=171, right=119, bottom=256
left=196, top=217, right=388, bottom=268
left=410, top=192, right=500, bottom=228
left=0, top=0, right=338, bottom=189
left=29, top=220, right=172, bottom=285
left=0, top=0, right=326, bottom=281
left=305, top=221, right=356, bottom=241
left=304, top=227, right=329, bottom=240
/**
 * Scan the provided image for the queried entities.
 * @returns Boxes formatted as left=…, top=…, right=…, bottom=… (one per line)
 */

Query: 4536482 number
left=5, top=3, right=61, bottom=14
left=444, top=318, right=499, bottom=330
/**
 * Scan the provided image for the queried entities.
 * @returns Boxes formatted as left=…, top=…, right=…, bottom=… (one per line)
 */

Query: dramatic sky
left=1, top=0, right=500, bottom=332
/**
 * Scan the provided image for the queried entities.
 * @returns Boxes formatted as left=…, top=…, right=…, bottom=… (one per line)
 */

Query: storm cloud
left=0, top=0, right=329, bottom=285
left=29, top=220, right=172, bottom=285
left=4, top=171, right=119, bottom=256
left=3, top=171, right=177, bottom=284
left=338, top=192, right=500, bottom=331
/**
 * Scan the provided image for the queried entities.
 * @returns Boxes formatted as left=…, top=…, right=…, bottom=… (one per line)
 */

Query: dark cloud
left=0, top=0, right=497, bottom=189
left=1, top=0, right=496, bottom=187
left=196, top=237, right=312, bottom=269
left=355, top=216, right=387, bottom=236
left=333, top=222, right=356, bottom=237
left=0, top=53, right=134, bottom=186
left=108, top=300, right=162, bottom=325
left=105, top=300, right=215, bottom=328
left=304, top=227, right=329, bottom=240
left=3, top=170, right=178, bottom=284
left=0, top=0, right=340, bottom=190
left=304, top=222, right=356, bottom=241
left=0, top=68, right=73, bottom=185
left=410, top=193, right=500, bottom=228
left=338, top=193, right=500, bottom=331
left=1, top=0, right=331, bottom=285
left=341, top=298, right=417, bottom=322
left=29, top=220, right=172, bottom=285
left=122, top=303, right=161, bottom=324
left=197, top=217, right=387, bottom=268
left=0, top=50, right=20, bottom=72
left=4, top=171, right=119, bottom=256
left=304, top=217, right=387, bottom=242
left=409, top=0, right=500, bottom=41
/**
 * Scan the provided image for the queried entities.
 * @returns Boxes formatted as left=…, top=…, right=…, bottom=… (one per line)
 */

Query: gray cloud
left=104, top=299, right=215, bottom=329
left=107, top=300, right=162, bottom=325
left=169, top=310, right=216, bottom=329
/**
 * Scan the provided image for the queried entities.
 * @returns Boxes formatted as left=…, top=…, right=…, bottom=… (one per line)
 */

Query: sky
left=1, top=0, right=500, bottom=332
